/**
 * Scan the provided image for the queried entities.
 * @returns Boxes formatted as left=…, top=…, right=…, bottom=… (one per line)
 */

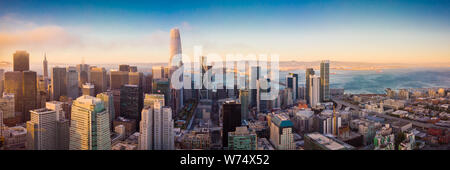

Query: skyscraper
left=89, top=67, right=107, bottom=95
left=26, top=108, right=57, bottom=150
left=129, top=66, right=138, bottom=72
left=66, top=66, right=79, bottom=99
left=119, top=64, right=130, bottom=72
left=4, top=51, right=37, bottom=123
left=22, top=71, right=37, bottom=122
left=169, top=28, right=184, bottom=114
left=129, top=71, right=144, bottom=111
left=76, top=64, right=89, bottom=88
left=286, top=74, right=297, bottom=102
left=250, top=66, right=260, bottom=107
left=120, top=85, right=140, bottom=122
left=289, top=73, right=299, bottom=100
left=44, top=101, right=70, bottom=150
left=69, top=95, right=111, bottom=150
left=13, top=51, right=29, bottom=72
left=270, top=114, right=295, bottom=150
left=110, top=70, right=129, bottom=90
left=305, top=68, right=315, bottom=104
left=309, top=75, right=320, bottom=107
left=222, top=101, right=242, bottom=148
left=4, top=72, right=23, bottom=123
left=239, top=90, right=249, bottom=121
left=151, top=66, right=164, bottom=80
left=0, top=93, right=14, bottom=126
left=320, top=60, right=330, bottom=102
left=161, top=106, right=174, bottom=150
left=96, top=92, right=115, bottom=128
left=140, top=100, right=174, bottom=150
left=169, top=28, right=182, bottom=68
left=139, top=107, right=153, bottom=150
left=0, top=110, right=3, bottom=138
left=51, top=67, right=67, bottom=101
left=82, top=83, right=95, bottom=96
left=43, top=54, right=48, bottom=78
left=0, top=69, right=4, bottom=96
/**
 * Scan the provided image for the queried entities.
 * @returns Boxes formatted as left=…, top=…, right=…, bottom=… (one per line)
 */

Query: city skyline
left=0, top=0, right=449, bottom=156
left=1, top=0, right=450, bottom=64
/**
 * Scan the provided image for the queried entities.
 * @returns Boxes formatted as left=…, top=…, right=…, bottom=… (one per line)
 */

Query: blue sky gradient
left=0, top=0, right=449, bottom=64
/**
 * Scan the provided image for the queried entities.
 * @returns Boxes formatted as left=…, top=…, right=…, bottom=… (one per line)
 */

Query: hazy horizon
left=1, top=0, right=449, bottom=64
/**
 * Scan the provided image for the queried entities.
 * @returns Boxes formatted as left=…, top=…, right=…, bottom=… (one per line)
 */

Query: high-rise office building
left=320, top=60, right=330, bottom=102
left=45, top=101, right=65, bottom=120
left=76, top=64, right=89, bottom=88
left=111, top=89, right=121, bottom=120
left=140, top=100, right=174, bottom=150
left=305, top=68, right=315, bottom=104
left=144, top=74, right=153, bottom=94
left=110, top=70, right=129, bottom=90
left=4, top=71, right=37, bottom=123
left=270, top=114, right=295, bottom=150
left=66, top=66, right=79, bottom=99
left=0, top=69, right=4, bottom=96
left=43, top=54, right=48, bottom=78
left=0, top=93, right=15, bottom=125
left=169, top=28, right=182, bottom=68
left=151, top=66, right=164, bottom=80
left=81, top=83, right=95, bottom=96
left=152, top=79, right=170, bottom=105
left=161, top=106, right=174, bottom=150
left=4, top=51, right=37, bottom=123
left=89, top=67, right=107, bottom=95
left=96, top=92, right=115, bottom=128
left=0, top=110, right=3, bottom=137
left=139, top=107, right=153, bottom=150
left=13, top=51, right=29, bottom=72
left=169, top=28, right=184, bottom=114
left=129, top=66, right=138, bottom=72
left=309, top=75, right=320, bottom=107
left=227, top=126, right=257, bottom=150
left=287, top=73, right=299, bottom=101
left=4, top=72, right=23, bottom=123
left=120, top=85, right=140, bottom=121
left=239, top=90, right=249, bottom=121
left=129, top=72, right=144, bottom=87
left=250, top=66, right=260, bottom=108
left=69, top=95, right=111, bottom=150
left=222, top=101, right=242, bottom=148
left=119, top=64, right=130, bottom=72
left=26, top=108, right=57, bottom=150
left=22, top=71, right=37, bottom=122
left=51, top=67, right=67, bottom=101
left=129, top=72, right=144, bottom=110
left=37, top=75, right=48, bottom=108
left=286, top=74, right=297, bottom=102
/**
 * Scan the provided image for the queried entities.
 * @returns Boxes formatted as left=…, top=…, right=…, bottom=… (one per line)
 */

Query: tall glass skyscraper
left=320, top=60, right=330, bottom=102
left=69, top=95, right=111, bottom=150
left=305, top=68, right=315, bottom=104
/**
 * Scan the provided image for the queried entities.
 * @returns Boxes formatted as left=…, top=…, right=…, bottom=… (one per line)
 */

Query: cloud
left=0, top=14, right=35, bottom=31
left=0, top=26, right=80, bottom=47
left=180, top=21, right=193, bottom=31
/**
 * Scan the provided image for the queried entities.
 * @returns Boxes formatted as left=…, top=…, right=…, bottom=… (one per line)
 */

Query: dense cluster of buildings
left=1, top=28, right=448, bottom=151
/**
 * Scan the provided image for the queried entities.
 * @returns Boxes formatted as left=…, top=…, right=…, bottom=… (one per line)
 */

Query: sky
left=0, top=0, right=449, bottom=64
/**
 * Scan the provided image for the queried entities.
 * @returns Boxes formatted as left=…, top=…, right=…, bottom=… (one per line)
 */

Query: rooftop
left=306, top=132, right=354, bottom=150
